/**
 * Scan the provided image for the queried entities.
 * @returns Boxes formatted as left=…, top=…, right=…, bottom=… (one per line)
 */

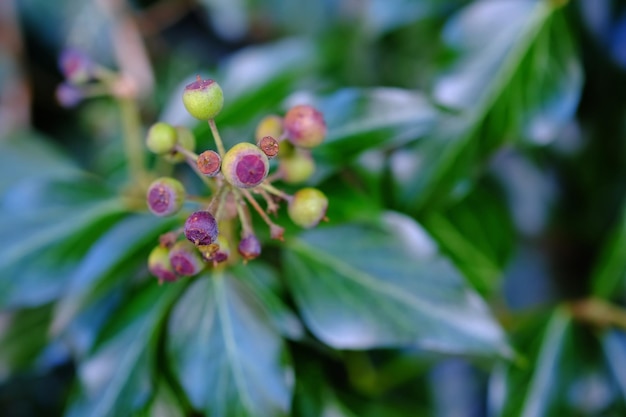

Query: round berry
left=182, top=76, right=224, bottom=120
left=147, top=177, right=185, bottom=217
left=169, top=241, right=204, bottom=276
left=197, top=150, right=221, bottom=176
left=279, top=151, right=315, bottom=184
left=184, top=210, right=219, bottom=246
left=284, top=105, right=326, bottom=148
left=56, top=83, right=83, bottom=108
left=258, top=136, right=279, bottom=159
left=148, top=245, right=178, bottom=282
left=59, top=48, right=93, bottom=84
left=255, top=115, right=283, bottom=142
left=164, top=126, right=196, bottom=163
left=288, top=188, right=328, bottom=228
left=221, top=143, right=270, bottom=188
left=238, top=234, right=261, bottom=261
left=146, top=122, right=177, bottom=155
left=202, top=235, right=230, bottom=264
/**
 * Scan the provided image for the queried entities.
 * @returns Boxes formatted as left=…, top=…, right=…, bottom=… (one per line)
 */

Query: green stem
left=118, top=98, right=147, bottom=186
left=208, top=119, right=226, bottom=157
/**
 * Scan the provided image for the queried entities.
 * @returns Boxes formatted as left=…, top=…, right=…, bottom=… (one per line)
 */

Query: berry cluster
left=147, top=76, right=329, bottom=282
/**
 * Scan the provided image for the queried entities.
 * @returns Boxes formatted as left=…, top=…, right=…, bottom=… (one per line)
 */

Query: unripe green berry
left=164, top=126, right=196, bottom=163
left=279, top=151, right=315, bottom=184
left=169, top=240, right=204, bottom=276
left=284, top=105, right=326, bottom=148
left=288, top=188, right=328, bottom=228
left=147, top=177, right=185, bottom=217
left=147, top=122, right=177, bottom=155
left=221, top=143, right=270, bottom=188
left=255, top=115, right=283, bottom=142
left=182, top=76, right=224, bottom=120
left=148, top=245, right=178, bottom=282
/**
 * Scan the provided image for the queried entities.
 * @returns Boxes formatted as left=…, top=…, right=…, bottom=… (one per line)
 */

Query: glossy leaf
left=167, top=272, right=293, bottom=417
left=283, top=217, right=511, bottom=356
left=65, top=284, right=183, bottom=417
left=592, top=207, right=626, bottom=298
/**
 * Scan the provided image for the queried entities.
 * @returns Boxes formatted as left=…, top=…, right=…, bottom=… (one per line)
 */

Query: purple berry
left=148, top=246, right=178, bottom=282
left=146, top=177, right=185, bottom=217
left=184, top=211, right=219, bottom=246
left=238, top=234, right=261, bottom=261
left=221, top=143, right=270, bottom=188
left=56, top=83, right=83, bottom=108
left=284, top=105, right=326, bottom=148
left=59, top=48, right=93, bottom=84
left=169, top=241, right=204, bottom=276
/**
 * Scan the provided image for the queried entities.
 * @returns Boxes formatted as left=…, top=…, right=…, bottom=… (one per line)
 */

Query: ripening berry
left=148, top=245, right=178, bottom=282
left=184, top=210, right=219, bottom=246
left=288, top=188, right=328, bottom=228
left=238, top=234, right=261, bottom=261
left=279, top=151, right=315, bottom=184
left=221, top=143, right=270, bottom=188
left=56, top=83, right=83, bottom=108
left=197, top=150, right=221, bottom=176
left=169, top=241, right=204, bottom=276
left=258, top=136, right=279, bottom=159
left=284, top=105, right=326, bottom=148
left=164, top=126, right=196, bottom=163
left=182, top=76, right=224, bottom=120
left=146, top=122, right=177, bottom=155
left=147, top=177, right=185, bottom=217
left=59, top=48, right=93, bottom=84
left=255, top=115, right=283, bottom=142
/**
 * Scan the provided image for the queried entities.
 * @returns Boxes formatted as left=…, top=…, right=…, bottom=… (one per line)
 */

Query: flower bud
left=148, top=245, right=178, bottom=282
left=197, top=150, right=221, bottom=176
left=238, top=234, right=261, bottom=261
left=184, top=210, right=219, bottom=246
left=255, top=115, right=283, bottom=142
left=182, top=76, right=224, bottom=120
left=147, top=177, right=185, bottom=217
left=288, top=188, right=328, bottom=228
left=164, top=126, right=196, bottom=163
left=284, top=105, right=326, bottom=148
left=279, top=151, right=315, bottom=184
left=169, top=240, right=204, bottom=276
left=221, top=143, right=270, bottom=188
left=146, top=122, right=177, bottom=155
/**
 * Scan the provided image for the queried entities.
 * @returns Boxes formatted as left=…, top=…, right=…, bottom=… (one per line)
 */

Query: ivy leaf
left=167, top=272, right=293, bottom=417
left=283, top=216, right=511, bottom=357
left=65, top=284, right=183, bottom=417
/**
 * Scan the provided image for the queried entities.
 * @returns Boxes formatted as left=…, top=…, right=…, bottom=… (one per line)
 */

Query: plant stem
left=261, top=182, right=292, bottom=201
left=118, top=97, right=148, bottom=186
left=208, top=119, right=226, bottom=157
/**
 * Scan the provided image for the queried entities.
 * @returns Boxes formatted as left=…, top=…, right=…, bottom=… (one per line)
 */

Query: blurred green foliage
left=3, top=0, right=626, bottom=416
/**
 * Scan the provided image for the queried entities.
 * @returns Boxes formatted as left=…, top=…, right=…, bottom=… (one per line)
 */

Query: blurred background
left=4, top=0, right=626, bottom=416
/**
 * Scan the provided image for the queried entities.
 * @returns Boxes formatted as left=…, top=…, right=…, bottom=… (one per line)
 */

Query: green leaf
left=592, top=207, right=626, bottom=298
left=283, top=216, right=511, bottom=356
left=167, top=272, right=293, bottom=417
left=314, top=88, right=438, bottom=164
left=65, top=284, right=183, bottom=417
left=601, top=330, right=626, bottom=401
left=51, top=214, right=178, bottom=343
left=138, top=382, right=185, bottom=417
left=397, top=0, right=581, bottom=212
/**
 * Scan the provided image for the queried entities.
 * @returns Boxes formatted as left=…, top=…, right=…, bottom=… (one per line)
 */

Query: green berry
left=221, top=143, right=270, bottom=188
left=255, top=115, right=283, bottom=142
left=169, top=240, right=204, bottom=276
left=146, top=122, right=177, bottom=155
left=279, top=151, right=315, bottom=184
left=284, top=105, right=326, bottom=148
left=147, top=177, right=185, bottom=217
left=164, top=126, right=196, bottom=163
left=288, top=188, right=328, bottom=228
left=182, top=76, right=224, bottom=120
left=148, top=245, right=178, bottom=282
